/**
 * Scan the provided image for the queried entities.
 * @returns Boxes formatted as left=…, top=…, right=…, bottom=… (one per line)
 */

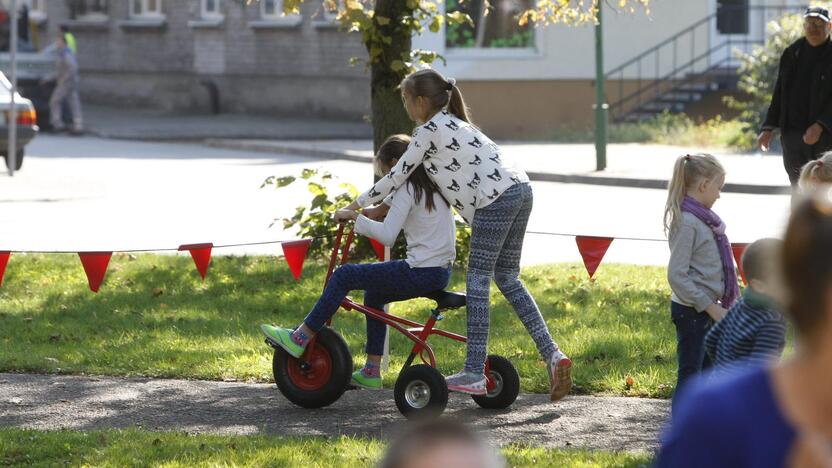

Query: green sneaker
left=351, top=369, right=382, bottom=390
left=261, top=324, right=305, bottom=358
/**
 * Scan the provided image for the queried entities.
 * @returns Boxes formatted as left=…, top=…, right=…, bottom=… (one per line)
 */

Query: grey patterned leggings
left=465, top=183, right=557, bottom=374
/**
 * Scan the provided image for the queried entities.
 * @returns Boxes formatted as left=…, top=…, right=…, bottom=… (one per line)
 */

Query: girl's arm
left=355, top=127, right=435, bottom=209
left=353, top=188, right=412, bottom=246
left=667, top=223, right=716, bottom=313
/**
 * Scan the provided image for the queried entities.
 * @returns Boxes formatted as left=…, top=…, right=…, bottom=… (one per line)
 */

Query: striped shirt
left=704, top=288, right=787, bottom=374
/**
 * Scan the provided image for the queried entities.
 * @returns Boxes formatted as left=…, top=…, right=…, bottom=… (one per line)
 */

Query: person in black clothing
left=758, top=7, right=832, bottom=187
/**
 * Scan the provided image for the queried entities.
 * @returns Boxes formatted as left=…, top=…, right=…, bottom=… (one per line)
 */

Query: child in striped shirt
left=704, top=238, right=788, bottom=375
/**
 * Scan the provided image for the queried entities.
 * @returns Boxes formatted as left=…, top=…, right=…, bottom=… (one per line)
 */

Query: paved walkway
left=0, top=373, right=669, bottom=453
left=205, top=139, right=790, bottom=194
left=80, top=104, right=792, bottom=195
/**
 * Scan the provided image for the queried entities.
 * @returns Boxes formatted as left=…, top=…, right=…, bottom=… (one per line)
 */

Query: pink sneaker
left=548, top=350, right=573, bottom=402
left=445, top=370, right=487, bottom=395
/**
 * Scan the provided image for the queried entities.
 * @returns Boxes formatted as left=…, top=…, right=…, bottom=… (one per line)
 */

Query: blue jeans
left=304, top=261, right=451, bottom=356
left=671, top=301, right=713, bottom=408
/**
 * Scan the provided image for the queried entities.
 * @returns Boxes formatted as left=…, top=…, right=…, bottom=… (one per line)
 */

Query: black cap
left=805, top=6, right=831, bottom=22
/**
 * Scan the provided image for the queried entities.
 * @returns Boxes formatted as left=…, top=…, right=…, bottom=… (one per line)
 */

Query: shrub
left=262, top=169, right=471, bottom=266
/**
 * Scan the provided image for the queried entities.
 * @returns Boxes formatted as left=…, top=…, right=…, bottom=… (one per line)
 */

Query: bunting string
left=0, top=229, right=752, bottom=292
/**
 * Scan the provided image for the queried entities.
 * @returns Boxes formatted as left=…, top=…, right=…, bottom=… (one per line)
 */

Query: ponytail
left=448, top=84, right=471, bottom=123
left=664, top=156, right=688, bottom=236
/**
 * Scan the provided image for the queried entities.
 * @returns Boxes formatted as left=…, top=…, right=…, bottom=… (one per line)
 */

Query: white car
left=0, top=71, right=38, bottom=171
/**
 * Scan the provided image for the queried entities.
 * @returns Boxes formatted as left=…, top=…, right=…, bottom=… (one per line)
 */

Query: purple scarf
left=681, top=196, right=740, bottom=308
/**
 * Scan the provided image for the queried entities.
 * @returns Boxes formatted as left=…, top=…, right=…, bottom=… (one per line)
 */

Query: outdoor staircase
left=604, top=4, right=800, bottom=123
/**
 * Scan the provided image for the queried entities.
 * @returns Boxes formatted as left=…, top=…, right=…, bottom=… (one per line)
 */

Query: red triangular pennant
left=731, top=243, right=749, bottom=285
left=78, top=252, right=112, bottom=293
left=369, top=238, right=385, bottom=261
left=0, top=251, right=9, bottom=287
left=281, top=240, right=311, bottom=280
left=575, top=236, right=614, bottom=279
left=179, top=243, right=213, bottom=280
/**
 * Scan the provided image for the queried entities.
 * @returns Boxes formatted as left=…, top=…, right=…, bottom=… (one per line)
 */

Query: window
left=445, top=0, right=535, bottom=49
left=261, top=0, right=280, bottom=19
left=201, top=0, right=221, bottom=19
left=130, top=0, right=163, bottom=18
left=252, top=0, right=301, bottom=26
left=716, top=0, right=749, bottom=35
left=260, top=0, right=299, bottom=20
left=68, top=0, right=109, bottom=21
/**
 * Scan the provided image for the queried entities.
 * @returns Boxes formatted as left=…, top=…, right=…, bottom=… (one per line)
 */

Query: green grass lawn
left=0, top=253, right=676, bottom=397
left=0, top=428, right=652, bottom=467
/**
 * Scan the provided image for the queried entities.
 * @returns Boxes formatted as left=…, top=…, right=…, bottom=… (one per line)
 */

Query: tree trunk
left=369, top=0, right=415, bottom=154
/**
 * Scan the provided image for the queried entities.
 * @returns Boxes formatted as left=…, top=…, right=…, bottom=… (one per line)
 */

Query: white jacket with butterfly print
left=356, top=110, right=529, bottom=224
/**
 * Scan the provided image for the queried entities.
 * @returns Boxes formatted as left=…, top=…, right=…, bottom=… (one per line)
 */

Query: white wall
left=413, top=0, right=802, bottom=80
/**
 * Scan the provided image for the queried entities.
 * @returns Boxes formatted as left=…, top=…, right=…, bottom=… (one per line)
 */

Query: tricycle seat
left=422, top=290, right=466, bottom=311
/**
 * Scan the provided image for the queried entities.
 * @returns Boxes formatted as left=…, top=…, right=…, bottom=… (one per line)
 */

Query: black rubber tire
left=472, top=355, right=520, bottom=409
left=4, top=149, right=23, bottom=171
left=272, top=327, right=352, bottom=409
left=394, top=364, right=448, bottom=419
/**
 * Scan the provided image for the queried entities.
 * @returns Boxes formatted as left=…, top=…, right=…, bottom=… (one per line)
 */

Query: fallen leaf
left=625, top=376, right=634, bottom=387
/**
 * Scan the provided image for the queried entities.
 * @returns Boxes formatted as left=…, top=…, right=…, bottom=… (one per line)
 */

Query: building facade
left=20, top=0, right=811, bottom=139
left=31, top=0, right=368, bottom=119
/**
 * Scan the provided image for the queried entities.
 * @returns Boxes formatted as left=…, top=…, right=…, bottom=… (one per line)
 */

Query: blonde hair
left=401, top=68, right=471, bottom=123
left=799, top=151, right=832, bottom=190
left=663, top=153, right=726, bottom=236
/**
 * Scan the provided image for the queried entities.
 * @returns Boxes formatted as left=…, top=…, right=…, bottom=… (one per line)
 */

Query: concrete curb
left=204, top=139, right=792, bottom=195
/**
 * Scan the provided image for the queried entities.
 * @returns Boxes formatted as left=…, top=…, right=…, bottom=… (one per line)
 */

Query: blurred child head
left=783, top=185, right=832, bottom=349
left=798, top=152, right=832, bottom=190
left=741, top=238, right=785, bottom=305
left=380, top=419, right=504, bottom=468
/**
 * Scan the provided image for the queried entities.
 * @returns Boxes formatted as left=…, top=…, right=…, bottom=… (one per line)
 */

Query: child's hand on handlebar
left=335, top=209, right=358, bottom=222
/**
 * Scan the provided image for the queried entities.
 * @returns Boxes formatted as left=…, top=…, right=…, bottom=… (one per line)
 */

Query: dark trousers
left=303, top=261, right=450, bottom=356
left=781, top=130, right=832, bottom=186
left=671, top=301, right=713, bottom=409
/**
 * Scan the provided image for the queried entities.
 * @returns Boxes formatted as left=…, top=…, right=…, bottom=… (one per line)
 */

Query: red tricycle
left=265, top=222, right=520, bottom=419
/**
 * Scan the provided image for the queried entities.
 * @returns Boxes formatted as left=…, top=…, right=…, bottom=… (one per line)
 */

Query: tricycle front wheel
left=272, top=327, right=352, bottom=409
